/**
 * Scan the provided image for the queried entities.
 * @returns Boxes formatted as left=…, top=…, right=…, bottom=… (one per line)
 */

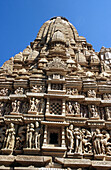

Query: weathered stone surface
left=0, top=16, right=111, bottom=169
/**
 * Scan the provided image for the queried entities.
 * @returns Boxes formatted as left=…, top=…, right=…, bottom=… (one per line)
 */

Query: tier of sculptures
left=0, top=87, right=111, bottom=100
left=0, top=99, right=111, bottom=120
left=1, top=121, right=111, bottom=157
left=66, top=124, right=111, bottom=156
left=0, top=122, right=41, bottom=153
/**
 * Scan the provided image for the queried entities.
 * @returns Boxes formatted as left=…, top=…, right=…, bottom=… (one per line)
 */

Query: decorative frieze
left=0, top=16, right=111, bottom=168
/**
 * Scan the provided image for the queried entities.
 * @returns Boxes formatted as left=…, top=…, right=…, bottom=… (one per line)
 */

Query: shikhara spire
left=0, top=17, right=111, bottom=169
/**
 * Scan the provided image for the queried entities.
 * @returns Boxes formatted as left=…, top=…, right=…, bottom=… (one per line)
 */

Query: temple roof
left=0, top=17, right=111, bottom=79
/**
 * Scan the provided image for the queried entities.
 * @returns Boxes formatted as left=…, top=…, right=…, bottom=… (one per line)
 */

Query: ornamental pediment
left=46, top=57, right=67, bottom=70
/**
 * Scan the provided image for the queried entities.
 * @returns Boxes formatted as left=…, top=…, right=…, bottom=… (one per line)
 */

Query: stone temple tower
left=0, top=16, right=111, bottom=169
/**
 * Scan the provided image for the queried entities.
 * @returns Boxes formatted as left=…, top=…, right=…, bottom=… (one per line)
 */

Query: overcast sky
left=0, top=0, right=111, bottom=67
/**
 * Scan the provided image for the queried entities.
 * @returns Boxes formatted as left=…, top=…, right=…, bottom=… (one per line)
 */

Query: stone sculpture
left=29, top=98, right=36, bottom=112
left=66, top=124, right=74, bottom=153
left=12, top=100, right=21, bottom=113
left=87, top=90, right=96, bottom=98
left=89, top=105, right=99, bottom=118
left=26, top=123, right=35, bottom=148
left=0, top=16, right=111, bottom=169
left=34, top=122, right=40, bottom=149
left=73, top=102, right=80, bottom=115
left=0, top=88, right=8, bottom=96
left=3, top=123, right=15, bottom=151
left=73, top=128, right=82, bottom=154
left=15, top=87, right=24, bottom=95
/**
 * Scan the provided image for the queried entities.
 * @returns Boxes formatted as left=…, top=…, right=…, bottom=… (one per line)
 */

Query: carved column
left=48, top=83, right=51, bottom=91
left=62, top=99, right=65, bottom=116
left=43, top=125, right=47, bottom=146
left=61, top=127, right=66, bottom=147
left=46, top=98, right=50, bottom=114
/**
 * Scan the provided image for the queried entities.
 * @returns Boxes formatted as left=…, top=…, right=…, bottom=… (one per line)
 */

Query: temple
left=0, top=16, right=111, bottom=170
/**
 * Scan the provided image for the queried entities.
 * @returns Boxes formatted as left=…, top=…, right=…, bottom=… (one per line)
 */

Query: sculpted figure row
left=0, top=100, right=111, bottom=120
left=0, top=122, right=41, bottom=153
left=66, top=102, right=111, bottom=119
left=31, top=85, right=46, bottom=93
left=66, top=124, right=111, bottom=156
left=0, top=87, right=111, bottom=102
left=29, top=98, right=45, bottom=113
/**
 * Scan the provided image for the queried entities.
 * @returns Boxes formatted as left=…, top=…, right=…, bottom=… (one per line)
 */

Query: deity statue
left=16, top=101, right=21, bottom=113
left=66, top=102, right=73, bottom=114
left=12, top=100, right=21, bottom=113
left=101, top=130, right=110, bottom=154
left=87, top=90, right=96, bottom=98
left=93, top=129, right=103, bottom=154
left=89, top=105, right=99, bottom=118
left=35, top=99, right=40, bottom=113
left=30, top=98, right=36, bottom=111
left=66, top=124, right=74, bottom=153
left=4, top=123, right=15, bottom=150
left=73, top=128, right=82, bottom=154
left=12, top=100, right=17, bottom=112
left=26, top=123, right=35, bottom=148
left=82, top=129, right=92, bottom=153
left=34, top=122, right=40, bottom=149
left=73, top=102, right=80, bottom=115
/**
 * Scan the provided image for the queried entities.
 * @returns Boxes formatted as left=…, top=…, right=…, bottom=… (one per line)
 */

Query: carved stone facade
left=0, top=16, right=111, bottom=169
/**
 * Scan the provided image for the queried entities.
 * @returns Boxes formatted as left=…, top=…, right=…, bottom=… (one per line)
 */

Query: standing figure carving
left=26, top=123, right=35, bottom=148
left=12, top=100, right=17, bottom=112
left=4, top=123, right=15, bottom=150
left=35, top=99, right=40, bottom=113
left=82, top=129, right=92, bottom=153
left=12, top=100, right=21, bottom=113
left=73, top=128, right=82, bottom=154
left=101, top=130, right=110, bottom=154
left=66, top=102, right=73, bottom=114
left=73, top=102, right=80, bottom=115
left=30, top=98, right=36, bottom=112
left=34, top=122, right=40, bottom=149
left=93, top=129, right=103, bottom=154
left=66, top=124, right=74, bottom=153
